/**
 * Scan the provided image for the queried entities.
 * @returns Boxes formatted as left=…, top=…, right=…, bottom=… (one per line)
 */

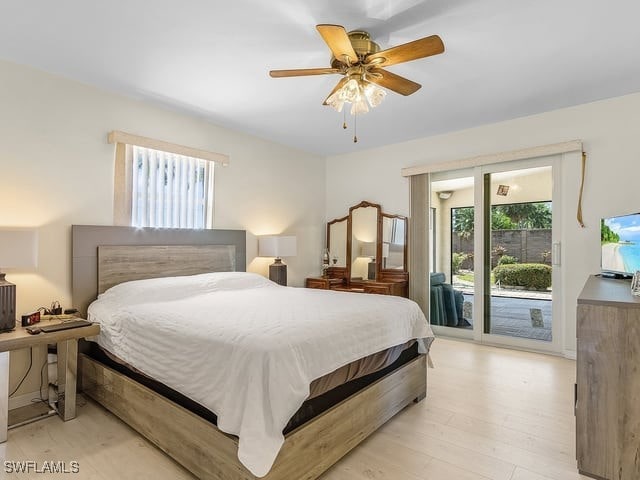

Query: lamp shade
left=258, top=235, right=297, bottom=258
left=360, top=242, right=376, bottom=258
left=0, top=229, right=38, bottom=269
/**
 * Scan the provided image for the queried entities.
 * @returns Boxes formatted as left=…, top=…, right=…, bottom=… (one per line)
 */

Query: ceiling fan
left=269, top=24, right=444, bottom=142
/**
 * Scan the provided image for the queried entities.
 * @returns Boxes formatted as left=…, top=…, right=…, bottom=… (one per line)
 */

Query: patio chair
left=430, top=272, right=465, bottom=327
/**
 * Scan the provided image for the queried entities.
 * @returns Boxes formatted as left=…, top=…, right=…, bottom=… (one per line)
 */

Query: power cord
left=30, top=355, right=86, bottom=409
left=9, top=348, right=33, bottom=397
left=35, top=301, right=62, bottom=316
left=38, top=357, right=50, bottom=402
left=30, top=359, right=53, bottom=409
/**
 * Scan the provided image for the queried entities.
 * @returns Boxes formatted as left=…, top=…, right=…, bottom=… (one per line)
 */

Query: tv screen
left=601, top=213, right=640, bottom=276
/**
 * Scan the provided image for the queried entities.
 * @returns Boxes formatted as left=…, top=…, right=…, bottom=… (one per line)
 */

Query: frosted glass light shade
left=0, top=229, right=38, bottom=269
left=258, top=236, right=297, bottom=258
left=363, top=82, right=386, bottom=107
left=326, top=76, right=387, bottom=115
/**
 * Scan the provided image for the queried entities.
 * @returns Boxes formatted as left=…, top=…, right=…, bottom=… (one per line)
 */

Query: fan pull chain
left=343, top=109, right=347, bottom=130
left=353, top=113, right=358, bottom=143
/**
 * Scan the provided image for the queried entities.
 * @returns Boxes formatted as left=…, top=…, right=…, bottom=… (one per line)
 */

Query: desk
left=0, top=319, right=100, bottom=442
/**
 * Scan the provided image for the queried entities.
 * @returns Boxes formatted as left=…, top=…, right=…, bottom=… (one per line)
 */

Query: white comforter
left=87, top=272, right=433, bottom=477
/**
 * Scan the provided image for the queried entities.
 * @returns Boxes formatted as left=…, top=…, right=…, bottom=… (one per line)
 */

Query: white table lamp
left=258, top=235, right=296, bottom=286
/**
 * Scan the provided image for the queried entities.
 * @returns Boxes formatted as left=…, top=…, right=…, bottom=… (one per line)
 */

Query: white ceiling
left=1, top=1, right=640, bottom=156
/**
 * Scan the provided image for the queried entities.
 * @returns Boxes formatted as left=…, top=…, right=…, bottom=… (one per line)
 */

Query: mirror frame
left=380, top=212, right=408, bottom=274
left=326, top=215, right=348, bottom=278
left=346, top=201, right=382, bottom=281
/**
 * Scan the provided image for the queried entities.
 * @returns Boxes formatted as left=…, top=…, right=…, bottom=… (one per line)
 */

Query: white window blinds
left=131, top=145, right=214, bottom=229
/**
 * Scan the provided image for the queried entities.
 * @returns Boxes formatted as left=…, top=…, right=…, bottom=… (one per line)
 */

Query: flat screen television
left=601, top=212, right=640, bottom=277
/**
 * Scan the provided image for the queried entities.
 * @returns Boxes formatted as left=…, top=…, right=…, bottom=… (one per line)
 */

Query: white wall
left=327, top=91, right=640, bottom=356
left=0, top=60, right=325, bottom=399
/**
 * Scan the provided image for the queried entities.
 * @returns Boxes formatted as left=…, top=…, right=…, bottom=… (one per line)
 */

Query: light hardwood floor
left=1, top=338, right=586, bottom=480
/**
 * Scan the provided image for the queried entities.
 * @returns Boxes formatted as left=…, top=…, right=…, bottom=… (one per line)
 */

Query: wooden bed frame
left=72, top=225, right=427, bottom=480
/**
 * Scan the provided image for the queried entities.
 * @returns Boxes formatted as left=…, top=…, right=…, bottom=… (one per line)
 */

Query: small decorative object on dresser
left=306, top=201, right=408, bottom=297
left=321, top=248, right=330, bottom=276
left=631, top=270, right=640, bottom=296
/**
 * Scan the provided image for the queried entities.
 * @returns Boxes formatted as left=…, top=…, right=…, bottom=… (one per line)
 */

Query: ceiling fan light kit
left=270, top=24, right=445, bottom=143
left=324, top=75, right=387, bottom=115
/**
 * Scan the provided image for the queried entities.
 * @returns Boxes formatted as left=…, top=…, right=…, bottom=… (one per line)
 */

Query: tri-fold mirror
left=326, top=200, right=408, bottom=284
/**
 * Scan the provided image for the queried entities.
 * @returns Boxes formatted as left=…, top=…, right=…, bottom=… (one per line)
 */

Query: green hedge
left=498, top=255, right=518, bottom=265
left=493, top=263, right=552, bottom=289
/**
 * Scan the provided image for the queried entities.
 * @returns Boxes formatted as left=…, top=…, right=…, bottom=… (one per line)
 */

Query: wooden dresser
left=313, top=200, right=409, bottom=299
left=576, top=275, right=640, bottom=480
left=305, top=275, right=408, bottom=297
left=305, top=277, right=344, bottom=290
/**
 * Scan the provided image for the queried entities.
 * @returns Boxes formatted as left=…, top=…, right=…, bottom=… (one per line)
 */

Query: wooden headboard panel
left=72, top=225, right=246, bottom=315
left=97, top=245, right=237, bottom=294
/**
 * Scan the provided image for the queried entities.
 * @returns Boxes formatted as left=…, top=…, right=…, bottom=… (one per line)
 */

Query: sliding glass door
left=481, top=164, right=558, bottom=347
left=430, top=157, right=563, bottom=353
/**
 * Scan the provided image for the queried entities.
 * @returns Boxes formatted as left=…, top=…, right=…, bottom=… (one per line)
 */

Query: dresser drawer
left=305, top=278, right=329, bottom=289
left=363, top=284, right=392, bottom=295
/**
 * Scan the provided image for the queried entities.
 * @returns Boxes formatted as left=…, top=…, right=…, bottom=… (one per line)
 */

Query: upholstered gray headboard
left=72, top=225, right=246, bottom=316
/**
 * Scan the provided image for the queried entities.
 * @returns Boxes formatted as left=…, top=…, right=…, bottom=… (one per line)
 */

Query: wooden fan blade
left=368, top=68, right=421, bottom=96
left=269, top=68, right=340, bottom=78
left=316, top=24, right=358, bottom=64
left=365, top=35, right=444, bottom=67
left=322, top=77, right=349, bottom=105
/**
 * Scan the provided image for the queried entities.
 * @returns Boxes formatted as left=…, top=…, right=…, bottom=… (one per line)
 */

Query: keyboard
left=40, top=320, right=92, bottom=333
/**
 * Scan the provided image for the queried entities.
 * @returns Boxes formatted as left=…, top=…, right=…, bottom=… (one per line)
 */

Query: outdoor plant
left=493, top=263, right=552, bottom=289
left=451, top=252, right=468, bottom=274
left=466, top=252, right=474, bottom=270
left=541, top=250, right=551, bottom=263
left=491, top=245, right=508, bottom=258
left=498, top=255, right=518, bottom=265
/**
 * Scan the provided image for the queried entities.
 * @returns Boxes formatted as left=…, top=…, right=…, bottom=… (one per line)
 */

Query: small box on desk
left=21, top=310, right=41, bottom=327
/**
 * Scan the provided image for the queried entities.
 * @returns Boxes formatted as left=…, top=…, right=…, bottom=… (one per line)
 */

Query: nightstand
left=0, top=318, right=100, bottom=442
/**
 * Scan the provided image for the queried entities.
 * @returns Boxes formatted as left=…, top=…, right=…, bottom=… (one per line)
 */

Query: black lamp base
left=367, top=260, right=376, bottom=281
left=0, top=273, right=16, bottom=332
left=269, top=258, right=288, bottom=286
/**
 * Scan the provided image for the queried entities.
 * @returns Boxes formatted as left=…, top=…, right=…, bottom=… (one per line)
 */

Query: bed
left=73, top=225, right=432, bottom=480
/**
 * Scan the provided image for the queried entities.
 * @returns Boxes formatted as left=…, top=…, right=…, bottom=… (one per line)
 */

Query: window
left=110, top=131, right=229, bottom=229
left=130, top=146, right=213, bottom=229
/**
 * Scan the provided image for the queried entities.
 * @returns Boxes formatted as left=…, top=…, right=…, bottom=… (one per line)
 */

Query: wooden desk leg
left=0, top=351, right=9, bottom=442
left=56, top=339, right=78, bottom=421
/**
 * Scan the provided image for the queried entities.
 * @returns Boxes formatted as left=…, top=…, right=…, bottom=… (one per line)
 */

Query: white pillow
left=98, top=271, right=276, bottom=306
